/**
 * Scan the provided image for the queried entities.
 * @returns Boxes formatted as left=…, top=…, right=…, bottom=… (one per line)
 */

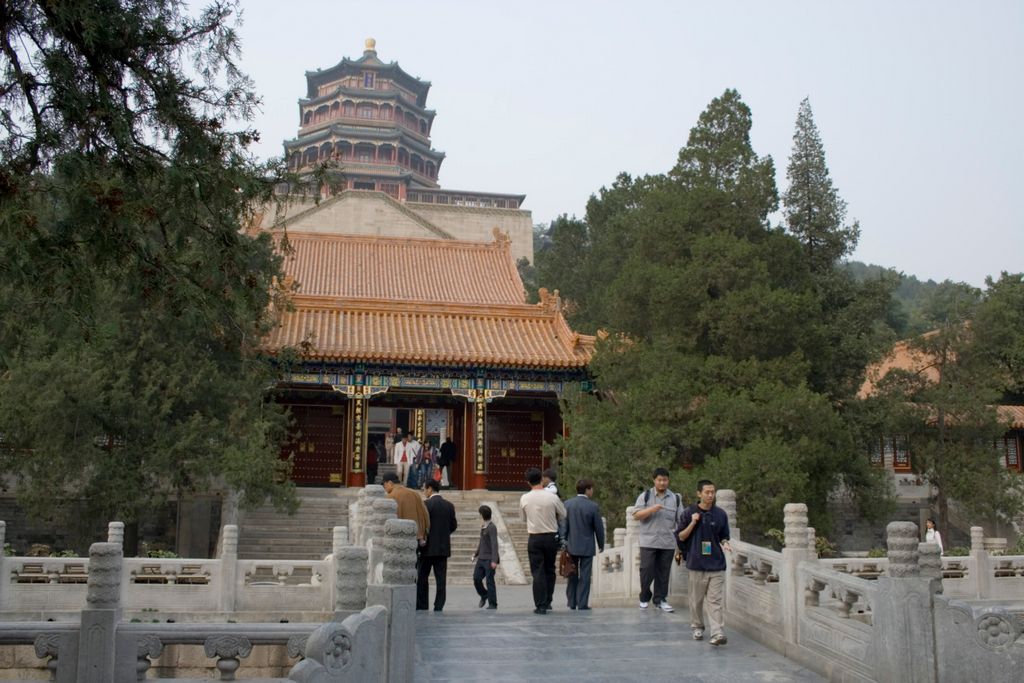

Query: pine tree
left=0, top=1, right=295, bottom=550
left=783, top=98, right=860, bottom=273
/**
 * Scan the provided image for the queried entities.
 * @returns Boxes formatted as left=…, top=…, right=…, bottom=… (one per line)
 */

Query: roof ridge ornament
left=491, top=227, right=511, bottom=248
left=537, top=287, right=562, bottom=314
left=364, top=38, right=376, bottom=54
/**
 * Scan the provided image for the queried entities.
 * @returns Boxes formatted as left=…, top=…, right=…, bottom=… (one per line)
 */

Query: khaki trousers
left=688, top=570, right=725, bottom=637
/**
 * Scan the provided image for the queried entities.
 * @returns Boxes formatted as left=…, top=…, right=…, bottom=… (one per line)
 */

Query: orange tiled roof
left=264, top=232, right=595, bottom=369
left=858, top=334, right=942, bottom=399
left=276, top=231, right=525, bottom=305
left=1000, top=405, right=1024, bottom=429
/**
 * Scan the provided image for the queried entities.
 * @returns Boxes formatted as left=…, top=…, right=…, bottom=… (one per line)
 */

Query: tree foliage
left=783, top=98, right=860, bottom=273
left=0, top=1, right=295, bottom=543
left=869, top=275, right=1024, bottom=533
left=546, top=90, right=893, bottom=535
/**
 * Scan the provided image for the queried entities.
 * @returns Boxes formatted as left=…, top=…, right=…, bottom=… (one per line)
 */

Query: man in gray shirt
left=632, top=467, right=683, bottom=612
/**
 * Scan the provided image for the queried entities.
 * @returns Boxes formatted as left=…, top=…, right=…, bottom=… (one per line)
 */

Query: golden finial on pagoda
left=365, top=38, right=377, bottom=52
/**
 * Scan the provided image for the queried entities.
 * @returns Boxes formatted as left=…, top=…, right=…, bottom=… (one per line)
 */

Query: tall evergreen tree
left=783, top=98, right=860, bottom=274
left=0, top=1, right=295, bottom=550
left=549, top=91, right=888, bottom=535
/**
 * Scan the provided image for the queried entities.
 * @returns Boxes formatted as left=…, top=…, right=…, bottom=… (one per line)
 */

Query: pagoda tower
left=269, top=39, right=533, bottom=264
left=284, top=38, right=445, bottom=200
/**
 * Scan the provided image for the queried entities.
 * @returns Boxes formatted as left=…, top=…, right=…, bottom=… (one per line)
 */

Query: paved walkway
left=414, top=586, right=822, bottom=682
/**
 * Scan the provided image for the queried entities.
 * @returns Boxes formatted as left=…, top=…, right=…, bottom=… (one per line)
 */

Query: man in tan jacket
left=382, top=471, right=429, bottom=543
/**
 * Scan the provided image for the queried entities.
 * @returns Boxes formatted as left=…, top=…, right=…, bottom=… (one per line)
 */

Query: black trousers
left=566, top=555, right=594, bottom=609
left=416, top=555, right=448, bottom=610
left=527, top=532, right=558, bottom=609
left=639, top=547, right=675, bottom=604
left=473, top=559, right=497, bottom=607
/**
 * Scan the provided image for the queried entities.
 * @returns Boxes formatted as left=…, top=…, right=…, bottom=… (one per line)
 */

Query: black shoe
left=485, top=604, right=497, bottom=609
left=433, top=607, right=443, bottom=612
left=478, top=597, right=487, bottom=608
left=533, top=608, right=548, bottom=615
left=416, top=607, right=427, bottom=611
left=578, top=606, right=591, bottom=610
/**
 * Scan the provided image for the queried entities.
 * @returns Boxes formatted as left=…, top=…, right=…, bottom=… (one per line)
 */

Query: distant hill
left=843, top=260, right=943, bottom=336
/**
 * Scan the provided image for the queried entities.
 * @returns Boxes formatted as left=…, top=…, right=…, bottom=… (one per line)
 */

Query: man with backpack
left=632, top=467, right=684, bottom=612
left=677, top=479, right=732, bottom=646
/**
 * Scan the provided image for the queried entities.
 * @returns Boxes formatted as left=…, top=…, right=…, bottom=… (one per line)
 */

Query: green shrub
left=945, top=546, right=970, bottom=557
left=815, top=536, right=839, bottom=558
left=866, top=547, right=887, bottom=558
left=764, top=528, right=785, bottom=551
left=50, top=549, right=78, bottom=558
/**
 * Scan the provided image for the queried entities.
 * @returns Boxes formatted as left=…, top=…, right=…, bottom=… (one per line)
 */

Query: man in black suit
left=561, top=478, right=605, bottom=610
left=417, top=479, right=458, bottom=611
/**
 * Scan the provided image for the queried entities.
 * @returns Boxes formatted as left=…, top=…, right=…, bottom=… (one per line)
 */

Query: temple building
left=257, top=38, right=534, bottom=264
left=258, top=41, right=595, bottom=489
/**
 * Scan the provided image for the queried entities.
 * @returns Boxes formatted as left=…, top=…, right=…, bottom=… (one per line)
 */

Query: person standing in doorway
left=393, top=434, right=413, bottom=488
left=438, top=436, right=456, bottom=489
left=678, top=479, right=732, bottom=646
left=561, top=478, right=605, bottom=610
left=417, top=480, right=457, bottom=611
left=472, top=505, right=499, bottom=609
left=520, top=467, right=566, bottom=614
left=632, top=467, right=683, bottom=613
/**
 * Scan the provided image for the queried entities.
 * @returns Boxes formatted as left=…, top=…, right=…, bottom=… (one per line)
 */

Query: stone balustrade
left=0, top=505, right=418, bottom=681
left=587, top=492, right=1024, bottom=682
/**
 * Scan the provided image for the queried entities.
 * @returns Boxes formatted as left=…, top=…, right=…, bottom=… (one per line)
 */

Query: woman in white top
left=925, top=518, right=944, bottom=554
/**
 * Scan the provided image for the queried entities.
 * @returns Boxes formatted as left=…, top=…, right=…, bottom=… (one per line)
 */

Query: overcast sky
left=231, top=0, right=1022, bottom=287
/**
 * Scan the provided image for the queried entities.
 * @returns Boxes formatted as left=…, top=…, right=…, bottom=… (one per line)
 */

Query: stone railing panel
left=235, top=560, right=330, bottom=613
left=288, top=604, right=387, bottom=682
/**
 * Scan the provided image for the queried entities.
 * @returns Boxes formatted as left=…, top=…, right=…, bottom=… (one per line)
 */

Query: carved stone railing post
left=367, top=518, right=416, bottom=683
left=613, top=528, right=625, bottom=549
left=333, top=526, right=349, bottom=553
left=77, top=542, right=122, bottom=681
left=624, top=506, right=640, bottom=599
left=779, top=503, right=810, bottom=643
left=806, top=527, right=817, bottom=558
left=357, top=486, right=386, bottom=546
left=107, top=521, right=124, bottom=546
left=204, top=635, right=252, bottom=681
left=0, top=521, right=7, bottom=611
left=366, top=497, right=397, bottom=584
left=871, top=521, right=937, bottom=683
left=380, top=519, right=418, bottom=586
left=970, top=526, right=984, bottom=553
left=717, top=489, right=739, bottom=542
left=918, top=542, right=942, bottom=594
left=219, top=525, right=238, bottom=613
left=335, top=545, right=369, bottom=613
left=970, top=525, right=992, bottom=599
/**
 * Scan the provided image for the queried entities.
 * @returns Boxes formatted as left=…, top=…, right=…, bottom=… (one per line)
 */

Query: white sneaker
left=659, top=601, right=675, bottom=613
left=639, top=601, right=649, bottom=610
left=692, top=628, right=704, bottom=640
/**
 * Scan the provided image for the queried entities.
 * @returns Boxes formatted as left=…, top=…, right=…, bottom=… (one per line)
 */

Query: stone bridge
left=0, top=486, right=1021, bottom=681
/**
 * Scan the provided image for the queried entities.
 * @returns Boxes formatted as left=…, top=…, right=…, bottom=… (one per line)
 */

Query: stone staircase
left=234, top=488, right=533, bottom=584
left=237, top=488, right=358, bottom=560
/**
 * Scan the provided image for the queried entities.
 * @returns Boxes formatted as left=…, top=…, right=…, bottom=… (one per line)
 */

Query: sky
left=229, top=0, right=1022, bottom=287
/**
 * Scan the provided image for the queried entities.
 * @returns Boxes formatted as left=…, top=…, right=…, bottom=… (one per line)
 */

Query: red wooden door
left=281, top=405, right=346, bottom=485
left=485, top=411, right=544, bottom=490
